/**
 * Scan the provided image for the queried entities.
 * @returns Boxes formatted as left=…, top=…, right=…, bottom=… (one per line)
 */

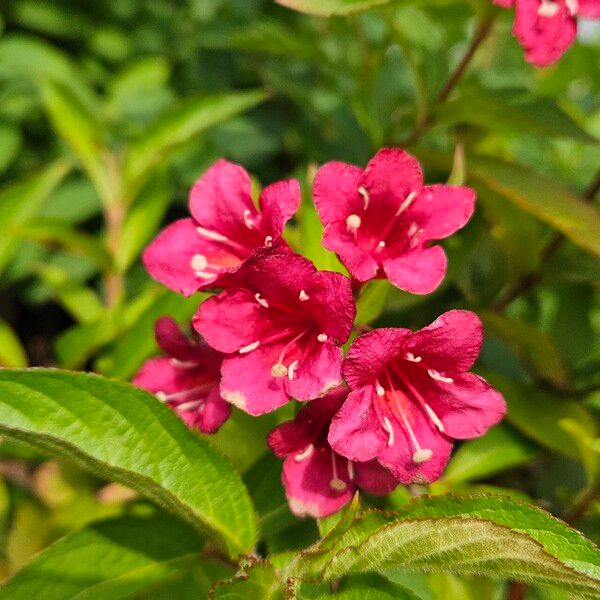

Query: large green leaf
left=295, top=574, right=420, bottom=599
left=275, top=0, right=392, bottom=16
left=123, top=91, right=267, bottom=199
left=0, top=161, right=70, bottom=275
left=0, top=514, right=206, bottom=599
left=0, top=369, right=257, bottom=557
left=468, top=155, right=600, bottom=257
left=211, top=561, right=282, bottom=599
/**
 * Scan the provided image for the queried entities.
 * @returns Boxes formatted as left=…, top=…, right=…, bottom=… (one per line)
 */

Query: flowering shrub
left=0, top=0, right=599, bottom=597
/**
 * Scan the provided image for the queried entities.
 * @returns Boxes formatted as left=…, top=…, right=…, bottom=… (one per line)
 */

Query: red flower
left=328, top=310, right=506, bottom=484
left=496, top=0, right=599, bottom=66
left=268, top=388, right=398, bottom=518
left=133, top=317, right=231, bottom=433
left=193, top=250, right=356, bottom=415
left=143, top=159, right=300, bottom=295
left=313, top=148, right=475, bottom=294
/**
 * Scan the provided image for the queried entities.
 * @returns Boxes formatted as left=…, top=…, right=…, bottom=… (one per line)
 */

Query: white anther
left=412, top=448, right=433, bottom=464
left=317, top=333, right=328, bottom=343
left=170, top=359, right=197, bottom=369
left=358, top=186, right=370, bottom=209
left=377, top=241, right=386, bottom=250
left=243, top=209, right=254, bottom=229
left=375, top=382, right=386, bottom=397
left=156, top=391, right=168, bottom=402
left=427, top=369, right=454, bottom=384
left=195, top=271, right=217, bottom=280
left=347, top=460, right=355, bottom=481
left=396, top=191, right=417, bottom=216
left=190, top=253, right=208, bottom=272
left=346, top=214, right=362, bottom=232
left=294, top=444, right=314, bottom=462
left=255, top=293, right=269, bottom=308
left=330, top=478, right=347, bottom=491
left=299, top=290, right=310, bottom=302
left=424, top=403, right=445, bottom=433
left=407, top=222, right=419, bottom=237
left=271, top=362, right=288, bottom=378
left=382, top=416, right=395, bottom=446
left=405, top=352, right=422, bottom=363
left=176, top=400, right=204, bottom=412
left=565, top=0, right=578, bottom=13
left=196, top=226, right=228, bottom=242
left=239, top=341, right=260, bottom=354
left=264, top=235, right=273, bottom=247
left=537, top=0, right=560, bottom=16
left=288, top=360, right=299, bottom=381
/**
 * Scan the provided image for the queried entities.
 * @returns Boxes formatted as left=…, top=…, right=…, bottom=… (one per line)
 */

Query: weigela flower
left=313, top=148, right=475, bottom=294
left=328, top=310, right=506, bottom=484
left=495, top=0, right=600, bottom=66
left=194, top=250, right=355, bottom=416
left=143, top=159, right=300, bottom=295
left=268, top=388, right=398, bottom=518
left=133, top=317, right=231, bottom=433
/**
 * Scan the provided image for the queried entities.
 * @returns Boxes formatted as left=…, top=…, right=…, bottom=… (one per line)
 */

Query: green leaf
left=0, top=161, right=70, bottom=275
left=480, top=311, right=569, bottom=388
left=355, top=280, right=391, bottom=325
left=468, top=155, right=600, bottom=257
left=0, top=122, right=21, bottom=174
left=443, top=424, right=539, bottom=485
left=0, top=369, right=257, bottom=557
left=123, top=91, right=267, bottom=200
left=211, top=561, right=282, bottom=599
left=41, top=82, right=114, bottom=205
left=0, top=513, right=205, bottom=599
left=319, top=495, right=600, bottom=597
left=483, top=371, right=596, bottom=460
left=296, top=574, right=421, bottom=599
left=275, top=0, right=392, bottom=16
left=0, top=319, right=27, bottom=368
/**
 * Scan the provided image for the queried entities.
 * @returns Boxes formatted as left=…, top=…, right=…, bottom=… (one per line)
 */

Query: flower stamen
left=358, top=186, right=370, bottom=209
left=288, top=359, right=299, bottom=380
left=346, top=214, right=362, bottom=234
left=427, top=369, right=454, bottom=384
left=243, top=209, right=254, bottom=229
left=255, top=293, right=269, bottom=308
left=299, top=289, right=310, bottom=301
left=317, top=333, right=328, bottom=342
left=405, top=352, right=422, bottom=362
left=537, top=0, right=560, bottom=16
left=239, top=341, right=260, bottom=354
left=329, top=450, right=347, bottom=491
left=294, top=444, right=314, bottom=462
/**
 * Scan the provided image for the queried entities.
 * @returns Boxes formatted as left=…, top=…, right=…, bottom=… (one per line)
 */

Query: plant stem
left=492, top=165, right=600, bottom=311
left=403, top=14, right=496, bottom=146
left=104, top=201, right=125, bottom=307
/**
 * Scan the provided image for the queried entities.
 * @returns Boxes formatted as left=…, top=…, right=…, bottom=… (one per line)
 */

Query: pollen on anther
left=427, top=369, right=454, bottom=384
left=330, top=478, right=347, bottom=491
left=405, top=352, right=422, bottom=363
left=190, top=253, right=208, bottom=272
left=264, top=235, right=273, bottom=247
left=271, top=362, right=288, bottom=378
left=412, top=448, right=433, bottom=464
left=239, top=341, right=260, bottom=354
left=156, top=391, right=168, bottom=402
left=255, top=293, right=269, bottom=308
left=358, top=186, right=370, bottom=209
left=377, top=240, right=386, bottom=249
left=346, top=214, right=362, bottom=231
left=317, top=333, right=328, bottom=343
left=299, top=289, right=309, bottom=301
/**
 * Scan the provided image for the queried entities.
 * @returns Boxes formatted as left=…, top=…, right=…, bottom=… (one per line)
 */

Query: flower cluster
left=135, top=148, right=506, bottom=518
left=495, top=0, right=600, bottom=66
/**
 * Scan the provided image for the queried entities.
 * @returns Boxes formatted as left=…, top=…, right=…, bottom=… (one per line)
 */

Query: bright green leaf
left=211, top=561, right=282, bottom=599
left=275, top=0, right=392, bottom=16
left=0, top=319, right=27, bottom=368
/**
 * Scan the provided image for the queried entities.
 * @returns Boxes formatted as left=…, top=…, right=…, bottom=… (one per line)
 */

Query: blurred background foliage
left=0, top=0, right=599, bottom=596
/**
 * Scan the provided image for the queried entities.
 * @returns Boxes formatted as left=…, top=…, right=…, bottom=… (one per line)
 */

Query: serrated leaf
left=0, top=161, right=70, bottom=275
left=123, top=91, right=267, bottom=200
left=468, top=155, right=600, bottom=257
left=0, top=514, right=205, bottom=599
left=295, top=574, right=420, bottom=599
left=443, top=424, right=539, bottom=485
left=0, top=369, right=257, bottom=557
left=211, top=561, right=282, bottom=600
left=275, top=0, right=392, bottom=16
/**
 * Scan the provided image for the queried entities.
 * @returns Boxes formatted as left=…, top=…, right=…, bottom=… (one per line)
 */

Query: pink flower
left=268, top=388, right=398, bottom=518
left=496, top=0, right=599, bottom=66
left=143, top=159, right=300, bottom=296
left=193, top=250, right=355, bottom=416
left=313, top=148, right=475, bottom=295
left=133, top=317, right=231, bottom=433
left=328, top=310, right=506, bottom=484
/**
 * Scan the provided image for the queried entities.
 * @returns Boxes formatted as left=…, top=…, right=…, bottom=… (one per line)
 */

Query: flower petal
left=220, top=345, right=290, bottom=415
left=285, top=339, right=344, bottom=401
left=578, top=0, right=600, bottom=17
left=259, top=179, right=301, bottom=235
left=382, top=245, right=447, bottom=294
left=405, top=310, right=483, bottom=373
left=143, top=218, right=240, bottom=295
left=193, top=386, right=232, bottom=434
left=282, top=447, right=353, bottom=518
left=377, top=406, right=453, bottom=484
left=154, top=317, right=197, bottom=361
left=514, top=0, right=577, bottom=67
left=313, top=161, right=364, bottom=225
left=426, top=372, right=506, bottom=439
left=408, top=185, right=475, bottom=241
left=354, top=460, right=399, bottom=495
left=328, top=387, right=387, bottom=462
left=344, top=328, right=412, bottom=389
left=188, top=159, right=257, bottom=242
left=133, top=357, right=182, bottom=396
